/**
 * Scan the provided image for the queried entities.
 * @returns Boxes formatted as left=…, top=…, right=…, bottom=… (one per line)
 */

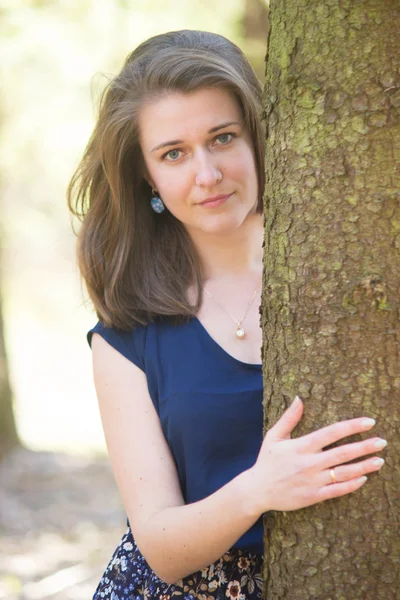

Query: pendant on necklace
left=236, top=327, right=245, bottom=340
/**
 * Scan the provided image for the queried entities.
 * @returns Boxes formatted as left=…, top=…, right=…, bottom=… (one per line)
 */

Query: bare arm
left=91, top=334, right=262, bottom=584
left=140, top=469, right=261, bottom=584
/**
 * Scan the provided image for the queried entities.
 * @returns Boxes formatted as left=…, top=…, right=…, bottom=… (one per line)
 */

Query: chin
left=199, top=213, right=248, bottom=235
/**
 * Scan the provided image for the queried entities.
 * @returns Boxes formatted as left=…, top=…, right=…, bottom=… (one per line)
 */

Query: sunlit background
left=1, top=1, right=268, bottom=597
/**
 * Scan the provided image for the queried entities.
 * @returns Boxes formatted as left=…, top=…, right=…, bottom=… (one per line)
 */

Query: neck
left=189, top=214, right=264, bottom=283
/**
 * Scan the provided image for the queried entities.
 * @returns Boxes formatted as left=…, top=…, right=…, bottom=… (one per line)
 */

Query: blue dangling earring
left=150, top=188, right=165, bottom=213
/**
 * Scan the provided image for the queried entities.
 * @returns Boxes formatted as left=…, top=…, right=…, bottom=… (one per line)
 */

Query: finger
left=316, top=475, right=368, bottom=503
left=323, top=456, right=385, bottom=486
left=300, top=416, right=376, bottom=452
left=267, top=396, right=304, bottom=441
left=320, top=437, right=387, bottom=470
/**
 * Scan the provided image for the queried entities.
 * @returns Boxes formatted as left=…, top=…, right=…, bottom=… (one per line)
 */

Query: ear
left=144, top=175, right=155, bottom=190
left=142, top=166, right=155, bottom=191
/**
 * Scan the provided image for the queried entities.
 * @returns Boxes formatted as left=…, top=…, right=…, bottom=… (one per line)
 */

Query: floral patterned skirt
left=93, top=525, right=264, bottom=600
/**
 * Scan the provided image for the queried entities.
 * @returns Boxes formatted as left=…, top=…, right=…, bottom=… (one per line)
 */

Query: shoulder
left=87, top=316, right=198, bottom=415
left=86, top=316, right=196, bottom=371
left=87, top=320, right=149, bottom=371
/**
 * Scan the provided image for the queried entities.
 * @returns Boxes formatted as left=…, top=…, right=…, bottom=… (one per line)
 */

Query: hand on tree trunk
left=249, top=396, right=386, bottom=513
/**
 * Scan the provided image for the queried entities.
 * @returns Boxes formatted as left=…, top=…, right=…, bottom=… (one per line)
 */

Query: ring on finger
left=330, top=468, right=337, bottom=484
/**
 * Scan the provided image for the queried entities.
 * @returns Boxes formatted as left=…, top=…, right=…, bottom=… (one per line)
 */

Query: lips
left=198, top=193, right=232, bottom=206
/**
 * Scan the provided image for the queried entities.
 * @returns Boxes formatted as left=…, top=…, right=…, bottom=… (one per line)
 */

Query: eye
left=162, top=148, right=183, bottom=161
left=215, top=133, right=235, bottom=145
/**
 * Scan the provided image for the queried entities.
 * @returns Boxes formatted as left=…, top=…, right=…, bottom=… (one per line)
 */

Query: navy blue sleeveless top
left=87, top=316, right=264, bottom=554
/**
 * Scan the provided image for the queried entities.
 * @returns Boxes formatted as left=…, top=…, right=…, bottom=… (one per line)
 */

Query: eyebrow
left=150, top=121, right=242, bottom=153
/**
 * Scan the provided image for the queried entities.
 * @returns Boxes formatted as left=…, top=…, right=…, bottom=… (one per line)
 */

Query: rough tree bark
left=261, top=1, right=399, bottom=598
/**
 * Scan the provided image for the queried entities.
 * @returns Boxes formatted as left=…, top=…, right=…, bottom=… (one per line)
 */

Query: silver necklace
left=203, top=284, right=260, bottom=340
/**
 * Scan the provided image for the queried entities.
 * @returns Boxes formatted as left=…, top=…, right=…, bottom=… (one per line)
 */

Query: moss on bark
left=262, top=1, right=400, bottom=598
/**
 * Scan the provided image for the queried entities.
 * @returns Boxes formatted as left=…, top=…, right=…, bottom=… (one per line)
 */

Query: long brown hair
left=67, top=30, right=265, bottom=330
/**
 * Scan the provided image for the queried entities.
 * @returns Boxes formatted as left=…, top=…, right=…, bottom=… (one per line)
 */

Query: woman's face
left=139, top=87, right=259, bottom=236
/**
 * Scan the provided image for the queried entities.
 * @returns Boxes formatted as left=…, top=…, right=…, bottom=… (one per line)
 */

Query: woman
left=67, top=30, right=386, bottom=600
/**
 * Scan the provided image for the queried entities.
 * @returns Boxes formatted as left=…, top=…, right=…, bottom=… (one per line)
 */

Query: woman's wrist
left=235, top=466, right=266, bottom=520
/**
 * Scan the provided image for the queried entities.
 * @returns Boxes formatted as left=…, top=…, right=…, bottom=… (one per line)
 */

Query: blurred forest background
left=0, top=1, right=268, bottom=598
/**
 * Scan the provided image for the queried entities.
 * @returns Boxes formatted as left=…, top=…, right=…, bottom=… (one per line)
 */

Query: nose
left=194, top=150, right=222, bottom=187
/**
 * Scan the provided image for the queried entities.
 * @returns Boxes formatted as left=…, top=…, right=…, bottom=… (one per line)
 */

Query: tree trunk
left=240, top=0, right=269, bottom=81
left=0, top=297, right=19, bottom=460
left=261, top=1, right=400, bottom=598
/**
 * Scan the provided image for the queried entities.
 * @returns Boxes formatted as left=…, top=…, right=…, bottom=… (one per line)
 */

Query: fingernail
left=293, top=395, right=302, bottom=406
left=374, top=439, right=387, bottom=449
left=361, top=418, right=376, bottom=428
left=372, top=458, right=385, bottom=467
left=357, top=476, right=367, bottom=484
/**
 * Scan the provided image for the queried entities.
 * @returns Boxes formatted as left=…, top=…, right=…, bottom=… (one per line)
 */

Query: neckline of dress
left=193, top=317, right=262, bottom=369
